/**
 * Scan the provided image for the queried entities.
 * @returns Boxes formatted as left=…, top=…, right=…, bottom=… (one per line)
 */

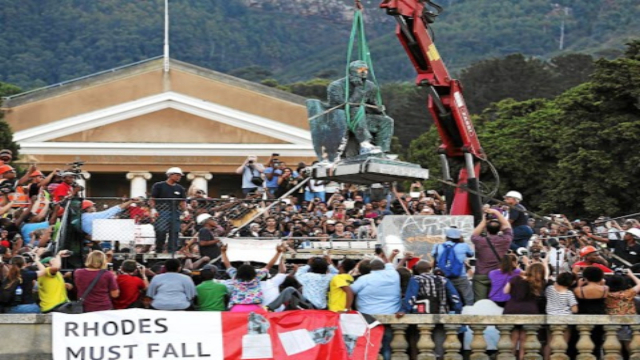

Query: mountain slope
left=0, top=0, right=638, bottom=89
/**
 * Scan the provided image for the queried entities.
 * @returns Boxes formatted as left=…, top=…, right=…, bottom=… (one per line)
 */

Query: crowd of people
left=1, top=151, right=640, bottom=359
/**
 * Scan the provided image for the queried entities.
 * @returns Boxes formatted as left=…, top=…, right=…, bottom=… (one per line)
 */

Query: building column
left=187, top=172, right=212, bottom=195
left=126, top=172, right=152, bottom=198
left=76, top=172, right=91, bottom=197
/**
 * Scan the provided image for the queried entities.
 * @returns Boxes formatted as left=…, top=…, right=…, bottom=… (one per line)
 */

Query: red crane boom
left=380, top=0, right=485, bottom=220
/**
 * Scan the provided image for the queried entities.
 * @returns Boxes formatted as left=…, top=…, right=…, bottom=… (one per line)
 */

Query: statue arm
left=365, top=82, right=384, bottom=113
left=327, top=81, right=345, bottom=107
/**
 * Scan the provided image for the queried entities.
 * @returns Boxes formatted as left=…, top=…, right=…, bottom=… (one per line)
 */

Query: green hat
left=40, top=257, right=52, bottom=265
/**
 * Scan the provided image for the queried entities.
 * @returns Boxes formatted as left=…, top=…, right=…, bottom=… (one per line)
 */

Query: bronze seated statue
left=306, top=60, right=394, bottom=163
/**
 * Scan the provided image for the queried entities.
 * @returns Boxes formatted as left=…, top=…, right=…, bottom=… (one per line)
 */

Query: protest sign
left=53, top=309, right=382, bottom=360
left=53, top=309, right=223, bottom=360
left=222, top=238, right=283, bottom=263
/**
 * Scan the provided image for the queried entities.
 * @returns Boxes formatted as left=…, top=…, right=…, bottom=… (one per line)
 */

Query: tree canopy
left=0, top=82, right=22, bottom=158
left=408, top=41, right=640, bottom=218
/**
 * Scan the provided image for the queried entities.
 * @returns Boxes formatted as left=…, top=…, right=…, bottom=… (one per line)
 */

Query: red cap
left=579, top=245, right=598, bottom=257
left=29, top=170, right=44, bottom=177
left=81, top=200, right=95, bottom=210
left=0, top=165, right=15, bottom=175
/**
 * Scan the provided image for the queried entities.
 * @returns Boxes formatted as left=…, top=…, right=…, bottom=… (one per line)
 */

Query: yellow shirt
left=328, top=273, right=354, bottom=312
left=38, top=267, right=68, bottom=312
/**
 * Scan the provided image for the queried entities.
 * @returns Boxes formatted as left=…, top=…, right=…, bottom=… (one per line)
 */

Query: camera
left=65, top=161, right=88, bottom=180
left=614, top=268, right=628, bottom=276
left=0, top=182, right=12, bottom=194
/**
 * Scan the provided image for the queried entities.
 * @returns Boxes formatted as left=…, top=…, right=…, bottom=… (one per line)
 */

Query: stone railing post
left=629, top=325, right=640, bottom=360
left=497, top=325, right=516, bottom=360
left=523, top=325, right=542, bottom=360
left=417, top=324, right=436, bottom=360
left=549, top=325, right=569, bottom=360
left=390, top=324, right=409, bottom=360
left=576, top=325, right=596, bottom=360
left=602, top=325, right=623, bottom=360
left=443, top=324, right=462, bottom=360
left=469, top=325, right=489, bottom=360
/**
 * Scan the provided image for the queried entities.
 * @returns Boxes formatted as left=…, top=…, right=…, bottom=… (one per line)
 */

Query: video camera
left=62, top=161, right=87, bottom=180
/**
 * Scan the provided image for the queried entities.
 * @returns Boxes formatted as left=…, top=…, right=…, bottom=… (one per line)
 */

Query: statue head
left=349, top=60, right=369, bottom=85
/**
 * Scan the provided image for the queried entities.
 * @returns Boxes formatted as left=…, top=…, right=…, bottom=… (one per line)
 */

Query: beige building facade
left=2, top=58, right=315, bottom=197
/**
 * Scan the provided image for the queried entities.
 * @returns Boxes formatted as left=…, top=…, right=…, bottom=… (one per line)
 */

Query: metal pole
left=234, top=178, right=311, bottom=232
left=163, top=0, right=170, bottom=72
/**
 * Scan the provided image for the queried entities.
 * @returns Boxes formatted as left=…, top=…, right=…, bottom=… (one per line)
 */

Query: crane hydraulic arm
left=380, top=0, right=485, bottom=221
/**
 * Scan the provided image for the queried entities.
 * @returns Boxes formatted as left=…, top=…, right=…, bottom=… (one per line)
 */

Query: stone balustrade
left=0, top=314, right=639, bottom=359
left=375, top=314, right=640, bottom=360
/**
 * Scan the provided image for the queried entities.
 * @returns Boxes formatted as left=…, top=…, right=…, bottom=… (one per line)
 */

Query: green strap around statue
left=344, top=10, right=384, bottom=133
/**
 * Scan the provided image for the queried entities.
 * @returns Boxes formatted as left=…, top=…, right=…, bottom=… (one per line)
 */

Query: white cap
left=627, top=228, right=640, bottom=239
left=166, top=167, right=184, bottom=176
left=197, top=213, right=213, bottom=225
left=504, top=190, right=523, bottom=201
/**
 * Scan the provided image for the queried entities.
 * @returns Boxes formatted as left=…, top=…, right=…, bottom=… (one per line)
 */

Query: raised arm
left=388, top=249, right=400, bottom=264
left=472, top=216, right=487, bottom=236
left=17, top=165, right=36, bottom=186
left=220, top=244, right=231, bottom=270
left=264, top=245, right=284, bottom=270
left=39, top=169, right=59, bottom=188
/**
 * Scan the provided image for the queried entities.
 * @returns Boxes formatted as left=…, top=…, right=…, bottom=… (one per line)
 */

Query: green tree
left=0, top=81, right=22, bottom=158
left=287, top=78, right=331, bottom=100
left=410, top=41, right=640, bottom=218
left=459, top=53, right=594, bottom=114
left=228, top=66, right=273, bottom=82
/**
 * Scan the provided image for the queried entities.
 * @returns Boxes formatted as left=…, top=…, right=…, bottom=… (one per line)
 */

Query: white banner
left=222, top=238, right=282, bottom=264
left=93, top=219, right=136, bottom=242
left=53, top=309, right=223, bottom=360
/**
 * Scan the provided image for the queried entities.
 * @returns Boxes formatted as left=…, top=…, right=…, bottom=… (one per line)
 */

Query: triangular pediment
left=50, top=108, right=288, bottom=144
left=13, top=92, right=312, bottom=145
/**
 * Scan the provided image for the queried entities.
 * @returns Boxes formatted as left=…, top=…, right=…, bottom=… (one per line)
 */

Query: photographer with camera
left=264, top=154, right=283, bottom=196
left=235, top=155, right=265, bottom=196
left=114, top=260, right=148, bottom=309
left=471, top=208, right=513, bottom=301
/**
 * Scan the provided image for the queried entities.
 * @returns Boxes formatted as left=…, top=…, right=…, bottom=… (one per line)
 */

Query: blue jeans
left=510, top=225, right=534, bottom=251
left=6, top=304, right=41, bottom=314
left=449, top=275, right=474, bottom=306
left=381, top=325, right=393, bottom=360
left=304, top=191, right=325, bottom=202
left=155, top=210, right=180, bottom=252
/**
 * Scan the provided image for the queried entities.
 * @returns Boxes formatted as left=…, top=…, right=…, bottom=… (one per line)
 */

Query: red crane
left=380, top=0, right=487, bottom=221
